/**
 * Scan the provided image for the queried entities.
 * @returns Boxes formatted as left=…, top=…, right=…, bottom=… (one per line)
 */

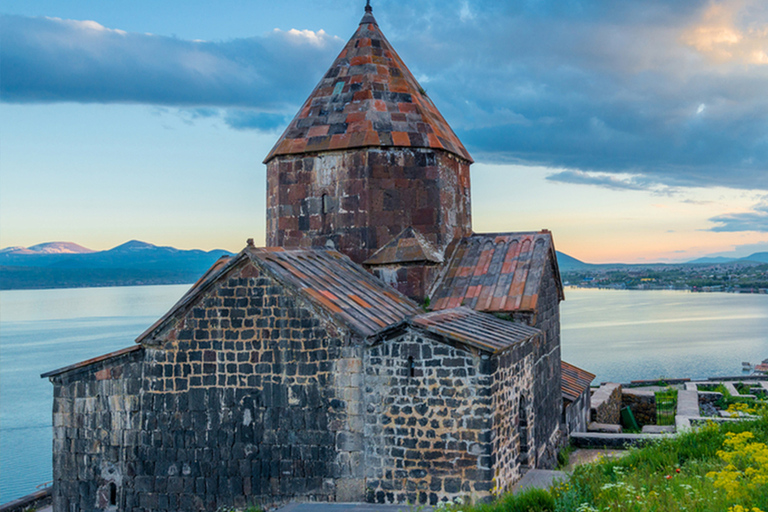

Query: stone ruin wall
left=50, top=260, right=366, bottom=511
left=622, top=389, right=656, bottom=426
left=362, top=332, right=496, bottom=505
left=591, top=383, right=623, bottom=424
left=266, top=148, right=471, bottom=264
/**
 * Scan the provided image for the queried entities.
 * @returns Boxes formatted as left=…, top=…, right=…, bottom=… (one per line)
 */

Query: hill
left=555, top=251, right=590, bottom=271
left=688, top=251, right=768, bottom=265
left=0, top=240, right=232, bottom=290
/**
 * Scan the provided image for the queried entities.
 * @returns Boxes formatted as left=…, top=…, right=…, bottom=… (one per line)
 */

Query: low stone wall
left=0, top=488, right=51, bottom=512
left=622, top=389, right=655, bottom=426
left=570, top=432, right=666, bottom=449
left=591, top=383, right=622, bottom=424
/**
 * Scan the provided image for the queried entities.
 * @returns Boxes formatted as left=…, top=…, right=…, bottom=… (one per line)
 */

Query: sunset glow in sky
left=2, top=0, right=768, bottom=263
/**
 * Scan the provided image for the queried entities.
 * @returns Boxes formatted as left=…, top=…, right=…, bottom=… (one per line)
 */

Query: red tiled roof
left=410, top=307, right=540, bottom=354
left=429, top=231, right=564, bottom=313
left=264, top=6, right=472, bottom=163
left=248, top=247, right=421, bottom=338
left=137, top=247, right=420, bottom=344
left=561, top=360, right=595, bottom=402
left=364, top=226, right=443, bottom=266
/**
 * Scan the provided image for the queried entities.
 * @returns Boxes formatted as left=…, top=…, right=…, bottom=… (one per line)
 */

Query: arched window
left=109, top=482, right=117, bottom=506
left=322, top=194, right=331, bottom=215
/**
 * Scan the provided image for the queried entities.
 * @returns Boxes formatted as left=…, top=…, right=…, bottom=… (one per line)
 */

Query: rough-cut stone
left=47, top=256, right=554, bottom=510
left=622, top=389, right=656, bottom=426
left=591, top=383, right=622, bottom=425
left=266, top=148, right=471, bottom=264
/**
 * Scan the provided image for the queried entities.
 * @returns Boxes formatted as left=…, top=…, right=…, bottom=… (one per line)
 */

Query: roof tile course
left=411, top=307, right=540, bottom=354
left=264, top=9, right=472, bottom=163
left=247, top=247, right=420, bottom=338
left=561, top=361, right=596, bottom=402
left=430, top=231, right=564, bottom=313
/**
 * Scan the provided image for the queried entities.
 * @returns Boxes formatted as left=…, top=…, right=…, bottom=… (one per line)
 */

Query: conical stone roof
left=264, top=5, right=472, bottom=163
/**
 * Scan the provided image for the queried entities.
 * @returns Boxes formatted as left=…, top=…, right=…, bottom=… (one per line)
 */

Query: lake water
left=1, top=285, right=767, bottom=502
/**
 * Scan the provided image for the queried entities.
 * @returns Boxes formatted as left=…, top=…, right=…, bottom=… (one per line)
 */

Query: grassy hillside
left=446, top=412, right=768, bottom=512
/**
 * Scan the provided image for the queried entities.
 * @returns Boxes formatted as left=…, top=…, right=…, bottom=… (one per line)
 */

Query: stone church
left=43, top=4, right=573, bottom=511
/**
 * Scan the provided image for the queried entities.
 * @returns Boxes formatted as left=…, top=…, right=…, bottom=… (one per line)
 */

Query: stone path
left=510, top=470, right=566, bottom=493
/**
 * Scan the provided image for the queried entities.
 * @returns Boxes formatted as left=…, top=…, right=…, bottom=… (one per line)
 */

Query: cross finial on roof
left=365, top=0, right=372, bottom=13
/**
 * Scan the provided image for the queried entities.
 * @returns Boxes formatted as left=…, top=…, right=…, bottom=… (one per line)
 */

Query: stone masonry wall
left=510, top=254, right=562, bottom=468
left=50, top=259, right=365, bottom=511
left=50, top=349, right=145, bottom=512
left=368, top=263, right=441, bottom=303
left=564, top=389, right=591, bottom=435
left=591, top=383, right=622, bottom=424
left=622, top=389, right=655, bottom=426
left=491, top=337, right=535, bottom=493
left=266, top=148, right=472, bottom=264
left=363, top=332, right=493, bottom=505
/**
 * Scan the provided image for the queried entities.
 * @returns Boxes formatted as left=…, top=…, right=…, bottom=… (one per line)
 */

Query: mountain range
left=2, top=241, right=766, bottom=290
left=0, top=241, right=232, bottom=290
left=554, top=251, right=768, bottom=272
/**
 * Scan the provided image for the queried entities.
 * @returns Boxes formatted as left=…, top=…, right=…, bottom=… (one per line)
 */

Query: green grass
left=655, top=388, right=677, bottom=426
left=442, top=413, right=768, bottom=512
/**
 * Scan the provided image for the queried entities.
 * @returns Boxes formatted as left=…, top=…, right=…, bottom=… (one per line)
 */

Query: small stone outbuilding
left=561, top=361, right=595, bottom=435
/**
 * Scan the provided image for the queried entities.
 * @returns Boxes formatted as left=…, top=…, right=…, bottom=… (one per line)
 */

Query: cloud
left=223, top=110, right=289, bottom=131
left=708, top=198, right=768, bottom=232
left=384, top=0, right=768, bottom=191
left=546, top=170, right=668, bottom=192
left=3, top=2, right=768, bottom=191
left=682, top=1, right=768, bottom=65
left=0, top=14, right=341, bottom=115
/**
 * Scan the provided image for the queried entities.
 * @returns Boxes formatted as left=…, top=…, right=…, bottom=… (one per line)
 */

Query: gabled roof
left=429, top=231, right=564, bottom=313
left=137, top=246, right=421, bottom=344
left=264, top=5, right=472, bottom=163
left=249, top=247, right=420, bottom=338
left=42, top=345, right=142, bottom=379
left=561, top=361, right=596, bottom=402
left=364, top=226, right=443, bottom=266
left=410, top=307, right=540, bottom=354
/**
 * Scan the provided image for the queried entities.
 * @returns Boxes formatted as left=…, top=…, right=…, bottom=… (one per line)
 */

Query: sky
left=1, top=0, right=768, bottom=264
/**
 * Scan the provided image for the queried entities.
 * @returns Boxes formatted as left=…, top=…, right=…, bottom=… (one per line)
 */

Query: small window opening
left=322, top=194, right=331, bottom=215
left=408, top=356, right=415, bottom=378
left=109, top=483, right=117, bottom=506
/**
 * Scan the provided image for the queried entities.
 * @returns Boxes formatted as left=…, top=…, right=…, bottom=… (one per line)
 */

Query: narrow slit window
left=408, top=356, right=415, bottom=378
left=322, top=194, right=331, bottom=215
left=109, top=483, right=117, bottom=506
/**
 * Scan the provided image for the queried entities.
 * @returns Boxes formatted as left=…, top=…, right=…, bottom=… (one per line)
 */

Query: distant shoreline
left=565, top=284, right=768, bottom=295
left=0, top=279, right=196, bottom=292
